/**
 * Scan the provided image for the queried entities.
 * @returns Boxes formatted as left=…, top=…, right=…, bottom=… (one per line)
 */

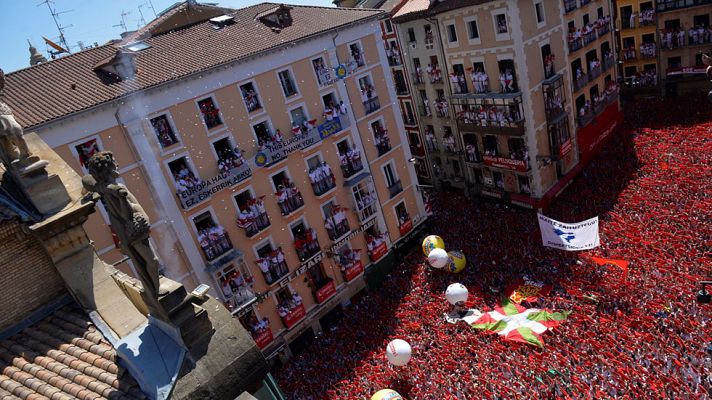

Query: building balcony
left=347, top=55, right=366, bottom=73
left=410, top=143, right=425, bottom=157
left=396, top=85, right=409, bottom=96
left=398, top=217, right=413, bottom=236
left=276, top=189, right=305, bottom=216
left=295, top=237, right=320, bottom=262
left=355, top=195, right=378, bottom=223
left=388, top=180, right=403, bottom=198
left=325, top=215, right=351, bottom=241
left=456, top=119, right=525, bottom=137
left=464, top=151, right=482, bottom=164
left=425, top=138, right=438, bottom=152
left=640, top=47, right=657, bottom=59
left=656, top=0, right=712, bottom=12
left=256, top=249, right=290, bottom=285
left=597, top=22, right=611, bottom=37
left=402, top=114, right=417, bottom=126
left=363, top=96, right=381, bottom=115
left=412, top=72, right=425, bottom=85
left=564, top=0, right=577, bottom=13
left=435, top=105, right=449, bottom=118
left=579, top=0, right=591, bottom=5
left=280, top=302, right=306, bottom=330
left=201, top=109, right=223, bottom=130
left=199, top=229, right=233, bottom=261
left=310, top=173, right=336, bottom=196
left=388, top=55, right=402, bottom=67
left=568, top=38, right=584, bottom=53
left=237, top=204, right=270, bottom=238
left=578, top=111, right=594, bottom=128
left=375, top=132, right=392, bottom=156
left=418, top=105, right=432, bottom=117
left=340, top=150, right=364, bottom=179
left=582, top=30, right=598, bottom=46
left=443, top=140, right=460, bottom=155
left=574, top=73, right=589, bottom=92
left=589, top=65, right=602, bottom=80
left=603, top=54, right=615, bottom=71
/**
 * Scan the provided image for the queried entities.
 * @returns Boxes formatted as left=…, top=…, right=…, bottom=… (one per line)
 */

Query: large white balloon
left=445, top=283, right=469, bottom=305
left=427, top=248, right=449, bottom=269
left=385, top=339, right=412, bottom=366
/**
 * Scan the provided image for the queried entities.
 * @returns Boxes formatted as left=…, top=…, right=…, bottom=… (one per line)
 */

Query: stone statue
left=82, top=151, right=167, bottom=299
left=0, top=69, right=31, bottom=166
left=0, top=68, right=48, bottom=175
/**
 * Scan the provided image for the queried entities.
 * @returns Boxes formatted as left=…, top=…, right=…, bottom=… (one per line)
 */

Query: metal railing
left=564, top=0, right=577, bottom=13
left=363, top=97, right=381, bottom=115
left=574, top=73, right=589, bottom=92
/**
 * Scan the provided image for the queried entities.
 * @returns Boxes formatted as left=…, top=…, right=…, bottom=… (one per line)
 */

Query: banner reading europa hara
left=538, top=214, right=600, bottom=251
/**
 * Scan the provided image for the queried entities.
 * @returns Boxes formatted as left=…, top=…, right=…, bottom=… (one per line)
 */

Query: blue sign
left=318, top=119, right=343, bottom=140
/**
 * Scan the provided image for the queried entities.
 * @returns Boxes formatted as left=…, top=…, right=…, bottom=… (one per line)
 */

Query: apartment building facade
left=615, top=0, right=659, bottom=91
left=4, top=3, right=425, bottom=358
left=656, top=0, right=712, bottom=95
left=393, top=0, right=620, bottom=208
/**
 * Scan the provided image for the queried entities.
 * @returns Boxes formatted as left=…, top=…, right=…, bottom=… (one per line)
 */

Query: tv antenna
left=137, top=4, right=147, bottom=27
left=146, top=0, right=158, bottom=18
left=113, top=9, right=131, bottom=32
left=38, top=0, right=73, bottom=54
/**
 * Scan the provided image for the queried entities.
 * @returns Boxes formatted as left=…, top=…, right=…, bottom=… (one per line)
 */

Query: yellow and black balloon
left=371, top=389, right=404, bottom=400
left=422, top=235, right=445, bottom=256
left=446, top=250, right=467, bottom=273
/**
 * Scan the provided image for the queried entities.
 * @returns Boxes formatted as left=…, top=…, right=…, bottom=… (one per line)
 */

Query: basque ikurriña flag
left=471, top=299, right=570, bottom=347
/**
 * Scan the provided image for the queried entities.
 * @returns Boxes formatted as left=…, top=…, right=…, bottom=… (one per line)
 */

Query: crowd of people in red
left=274, top=95, right=711, bottom=399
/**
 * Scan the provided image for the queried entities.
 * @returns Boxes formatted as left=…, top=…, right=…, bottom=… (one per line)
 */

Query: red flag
left=589, top=256, right=629, bottom=281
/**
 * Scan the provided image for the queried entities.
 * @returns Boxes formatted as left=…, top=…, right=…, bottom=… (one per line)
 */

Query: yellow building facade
left=5, top=3, right=426, bottom=358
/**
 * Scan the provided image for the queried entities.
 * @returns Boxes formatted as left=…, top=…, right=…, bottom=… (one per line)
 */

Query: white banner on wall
left=538, top=215, right=600, bottom=251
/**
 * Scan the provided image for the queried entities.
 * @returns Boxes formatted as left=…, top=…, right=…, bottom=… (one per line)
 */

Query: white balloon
left=386, top=339, right=412, bottom=366
left=427, top=248, right=449, bottom=269
left=445, top=283, right=469, bottom=305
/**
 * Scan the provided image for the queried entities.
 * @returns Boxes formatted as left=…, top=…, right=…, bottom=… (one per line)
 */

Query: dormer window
left=94, top=49, right=137, bottom=81
left=256, top=5, right=293, bottom=29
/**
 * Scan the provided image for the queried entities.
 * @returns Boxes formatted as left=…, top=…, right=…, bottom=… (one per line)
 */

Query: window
left=289, top=106, right=309, bottom=134
left=253, top=120, right=274, bottom=146
left=306, top=154, right=335, bottom=196
left=383, top=162, right=401, bottom=198
left=408, top=27, right=416, bottom=42
left=518, top=176, right=531, bottom=195
left=168, top=157, right=201, bottom=194
left=235, top=189, right=270, bottom=237
left=278, top=69, right=298, bottom=97
left=359, top=75, right=379, bottom=114
left=215, top=261, right=254, bottom=311
left=239, top=82, right=262, bottom=113
left=312, top=57, right=332, bottom=86
left=468, top=20, right=479, bottom=39
left=197, top=97, right=222, bottom=129
left=483, top=135, right=498, bottom=156
left=395, top=202, right=410, bottom=227
left=495, top=14, right=508, bottom=34
left=384, top=19, right=393, bottom=33
left=597, top=7, right=603, bottom=19
left=667, top=56, right=681, bottom=69
left=150, top=115, right=179, bottom=148
left=583, top=14, right=590, bottom=27
left=256, top=241, right=288, bottom=285
left=372, top=119, right=391, bottom=156
left=352, top=180, right=377, bottom=222
left=291, top=219, right=319, bottom=261
left=213, top=136, right=247, bottom=173
left=447, top=24, right=458, bottom=43
left=193, top=211, right=232, bottom=261
left=238, top=309, right=270, bottom=342
left=337, top=138, right=363, bottom=178
left=271, top=169, right=304, bottom=215
left=275, top=286, right=303, bottom=322
left=323, top=200, right=350, bottom=241
left=535, top=2, right=545, bottom=24
left=492, top=171, right=504, bottom=189
left=349, top=42, right=365, bottom=67
left=305, top=261, right=332, bottom=302
left=74, top=138, right=101, bottom=167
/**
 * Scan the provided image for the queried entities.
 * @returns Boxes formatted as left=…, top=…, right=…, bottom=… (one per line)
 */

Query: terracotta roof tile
left=2, top=3, right=383, bottom=129
left=0, top=303, right=145, bottom=400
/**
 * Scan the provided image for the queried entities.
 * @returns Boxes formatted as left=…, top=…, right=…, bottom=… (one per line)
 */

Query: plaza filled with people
left=274, top=95, right=711, bottom=399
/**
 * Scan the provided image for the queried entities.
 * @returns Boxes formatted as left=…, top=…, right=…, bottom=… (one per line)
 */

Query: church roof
left=0, top=301, right=146, bottom=400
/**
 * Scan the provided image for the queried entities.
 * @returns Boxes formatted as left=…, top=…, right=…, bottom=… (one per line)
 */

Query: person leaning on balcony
left=339, top=101, right=347, bottom=116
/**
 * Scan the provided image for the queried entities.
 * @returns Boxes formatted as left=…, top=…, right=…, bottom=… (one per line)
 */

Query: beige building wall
left=31, top=12, right=424, bottom=353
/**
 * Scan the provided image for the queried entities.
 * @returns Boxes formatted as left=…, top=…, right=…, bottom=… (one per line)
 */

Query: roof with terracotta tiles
left=1, top=2, right=383, bottom=130
left=392, top=0, right=492, bottom=22
left=0, top=302, right=146, bottom=400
